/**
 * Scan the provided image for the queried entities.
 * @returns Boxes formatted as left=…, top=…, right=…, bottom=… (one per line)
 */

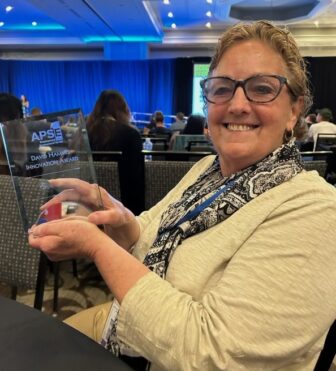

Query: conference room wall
left=305, top=57, right=336, bottom=118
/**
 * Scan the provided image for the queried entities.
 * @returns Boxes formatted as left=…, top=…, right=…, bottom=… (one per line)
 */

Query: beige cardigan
left=115, top=156, right=336, bottom=370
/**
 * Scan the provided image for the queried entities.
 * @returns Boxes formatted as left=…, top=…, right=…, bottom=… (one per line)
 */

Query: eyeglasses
left=200, top=74, right=292, bottom=104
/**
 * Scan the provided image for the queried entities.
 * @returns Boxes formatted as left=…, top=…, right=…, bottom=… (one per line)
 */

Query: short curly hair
left=208, top=20, right=312, bottom=129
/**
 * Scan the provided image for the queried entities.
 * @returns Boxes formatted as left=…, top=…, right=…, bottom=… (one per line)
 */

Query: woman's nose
left=227, top=86, right=251, bottom=114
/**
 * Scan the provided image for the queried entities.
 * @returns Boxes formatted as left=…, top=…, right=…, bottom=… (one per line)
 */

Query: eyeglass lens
left=203, top=75, right=283, bottom=103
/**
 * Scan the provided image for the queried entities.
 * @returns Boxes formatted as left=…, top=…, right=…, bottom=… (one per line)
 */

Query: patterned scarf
left=101, top=139, right=303, bottom=357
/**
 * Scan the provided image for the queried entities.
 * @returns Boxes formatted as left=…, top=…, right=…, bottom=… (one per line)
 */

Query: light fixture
left=5, top=5, right=13, bottom=12
left=206, top=11, right=212, bottom=17
left=205, top=22, right=211, bottom=28
left=168, top=11, right=173, bottom=18
left=163, top=0, right=170, bottom=4
left=206, top=0, right=213, bottom=4
left=0, top=22, right=4, bottom=27
left=32, top=21, right=37, bottom=26
left=171, top=23, right=176, bottom=29
left=314, top=20, right=319, bottom=28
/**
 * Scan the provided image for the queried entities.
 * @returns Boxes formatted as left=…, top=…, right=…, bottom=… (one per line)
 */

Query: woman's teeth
left=225, top=124, right=257, bottom=131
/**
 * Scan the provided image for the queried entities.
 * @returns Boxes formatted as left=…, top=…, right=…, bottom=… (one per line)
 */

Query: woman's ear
left=288, top=96, right=304, bottom=130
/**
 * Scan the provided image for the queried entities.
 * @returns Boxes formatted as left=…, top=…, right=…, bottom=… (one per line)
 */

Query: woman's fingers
left=88, top=209, right=122, bottom=225
left=41, top=180, right=104, bottom=211
left=48, top=178, right=92, bottom=193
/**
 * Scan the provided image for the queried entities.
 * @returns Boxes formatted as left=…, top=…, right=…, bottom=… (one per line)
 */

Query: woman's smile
left=224, top=123, right=260, bottom=131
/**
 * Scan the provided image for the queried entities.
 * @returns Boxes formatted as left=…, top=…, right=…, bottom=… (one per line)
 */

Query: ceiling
left=1, top=0, right=336, bottom=60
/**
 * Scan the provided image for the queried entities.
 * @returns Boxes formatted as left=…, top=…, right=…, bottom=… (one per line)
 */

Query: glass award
left=0, top=108, right=102, bottom=232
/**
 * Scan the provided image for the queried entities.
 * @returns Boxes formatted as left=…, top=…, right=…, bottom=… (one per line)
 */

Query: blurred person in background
left=86, top=89, right=144, bottom=215
left=182, top=114, right=206, bottom=134
left=170, top=112, right=186, bottom=133
left=0, top=93, right=26, bottom=175
left=148, top=111, right=171, bottom=138
left=20, top=94, right=30, bottom=117
left=307, top=107, right=336, bottom=150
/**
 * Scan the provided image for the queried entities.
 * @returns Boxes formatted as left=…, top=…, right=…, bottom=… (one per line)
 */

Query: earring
left=283, top=128, right=294, bottom=143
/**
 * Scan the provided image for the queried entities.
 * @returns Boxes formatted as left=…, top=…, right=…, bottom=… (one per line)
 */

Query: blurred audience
left=143, top=113, right=156, bottom=136
left=182, top=114, right=206, bottom=134
left=170, top=112, right=186, bottom=133
left=0, top=93, right=26, bottom=175
left=148, top=111, right=171, bottom=138
left=86, top=89, right=144, bottom=215
left=307, top=107, right=336, bottom=150
left=305, top=113, right=317, bottom=127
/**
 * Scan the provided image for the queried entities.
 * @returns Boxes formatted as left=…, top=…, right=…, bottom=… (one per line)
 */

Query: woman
left=29, top=21, right=336, bottom=370
left=86, top=89, right=144, bottom=215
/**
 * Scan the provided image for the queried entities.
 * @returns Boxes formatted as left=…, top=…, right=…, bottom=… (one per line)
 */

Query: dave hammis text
left=26, top=150, right=79, bottom=170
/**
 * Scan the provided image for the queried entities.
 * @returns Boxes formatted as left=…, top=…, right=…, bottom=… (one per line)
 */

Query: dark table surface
left=0, top=296, right=132, bottom=371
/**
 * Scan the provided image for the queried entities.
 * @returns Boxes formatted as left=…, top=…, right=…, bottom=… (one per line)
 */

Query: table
left=0, top=296, right=132, bottom=371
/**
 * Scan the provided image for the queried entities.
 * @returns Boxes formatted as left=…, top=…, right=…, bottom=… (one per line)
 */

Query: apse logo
left=31, top=121, right=64, bottom=145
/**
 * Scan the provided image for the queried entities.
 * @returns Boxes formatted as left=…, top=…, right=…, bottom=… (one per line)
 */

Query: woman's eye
left=212, top=86, right=232, bottom=96
left=252, top=84, right=275, bottom=95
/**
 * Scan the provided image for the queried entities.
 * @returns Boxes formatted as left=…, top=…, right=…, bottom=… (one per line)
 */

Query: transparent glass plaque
left=0, top=108, right=102, bottom=231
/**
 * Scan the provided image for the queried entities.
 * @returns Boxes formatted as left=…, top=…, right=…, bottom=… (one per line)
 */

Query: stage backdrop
left=0, top=59, right=175, bottom=117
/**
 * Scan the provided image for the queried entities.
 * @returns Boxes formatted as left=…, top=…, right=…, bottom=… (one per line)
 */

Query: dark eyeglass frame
left=200, top=74, right=294, bottom=104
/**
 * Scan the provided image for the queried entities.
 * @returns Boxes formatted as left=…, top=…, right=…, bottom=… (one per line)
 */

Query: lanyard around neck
left=170, top=179, right=236, bottom=230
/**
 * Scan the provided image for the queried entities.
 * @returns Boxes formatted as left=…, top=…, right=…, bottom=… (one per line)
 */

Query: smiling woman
left=29, top=21, right=336, bottom=371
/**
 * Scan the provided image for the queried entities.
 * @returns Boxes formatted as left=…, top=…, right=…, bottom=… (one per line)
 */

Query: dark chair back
left=93, top=161, right=121, bottom=200
left=0, top=175, right=47, bottom=309
left=144, top=161, right=195, bottom=209
left=302, top=160, right=328, bottom=178
left=315, top=133, right=336, bottom=151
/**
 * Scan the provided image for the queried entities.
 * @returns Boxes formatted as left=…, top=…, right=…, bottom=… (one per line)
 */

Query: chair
left=93, top=161, right=121, bottom=200
left=172, top=134, right=207, bottom=151
left=315, top=133, right=336, bottom=151
left=144, top=161, right=195, bottom=209
left=302, top=160, right=328, bottom=178
left=186, top=140, right=214, bottom=152
left=0, top=175, right=48, bottom=309
left=76, top=160, right=121, bottom=200
left=314, top=320, right=336, bottom=371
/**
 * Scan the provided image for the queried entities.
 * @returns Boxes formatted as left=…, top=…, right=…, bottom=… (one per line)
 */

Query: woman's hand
left=29, top=217, right=109, bottom=262
left=29, top=216, right=150, bottom=303
left=41, top=178, right=140, bottom=250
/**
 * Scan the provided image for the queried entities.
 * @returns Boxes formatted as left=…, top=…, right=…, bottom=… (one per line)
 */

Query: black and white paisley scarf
left=101, top=139, right=303, bottom=358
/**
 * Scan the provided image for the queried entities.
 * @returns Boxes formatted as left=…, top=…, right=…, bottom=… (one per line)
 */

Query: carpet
left=0, top=259, right=113, bottom=321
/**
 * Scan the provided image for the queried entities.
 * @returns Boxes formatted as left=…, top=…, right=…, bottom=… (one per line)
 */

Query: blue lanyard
left=171, top=179, right=236, bottom=230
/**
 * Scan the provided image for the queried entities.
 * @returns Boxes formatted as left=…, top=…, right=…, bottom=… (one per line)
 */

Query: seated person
left=307, top=108, right=336, bottom=150
left=0, top=93, right=27, bottom=175
left=170, top=112, right=186, bottom=133
left=142, top=114, right=156, bottom=136
left=29, top=21, right=336, bottom=371
left=86, top=89, right=144, bottom=215
left=305, top=112, right=317, bottom=127
left=148, top=111, right=171, bottom=138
